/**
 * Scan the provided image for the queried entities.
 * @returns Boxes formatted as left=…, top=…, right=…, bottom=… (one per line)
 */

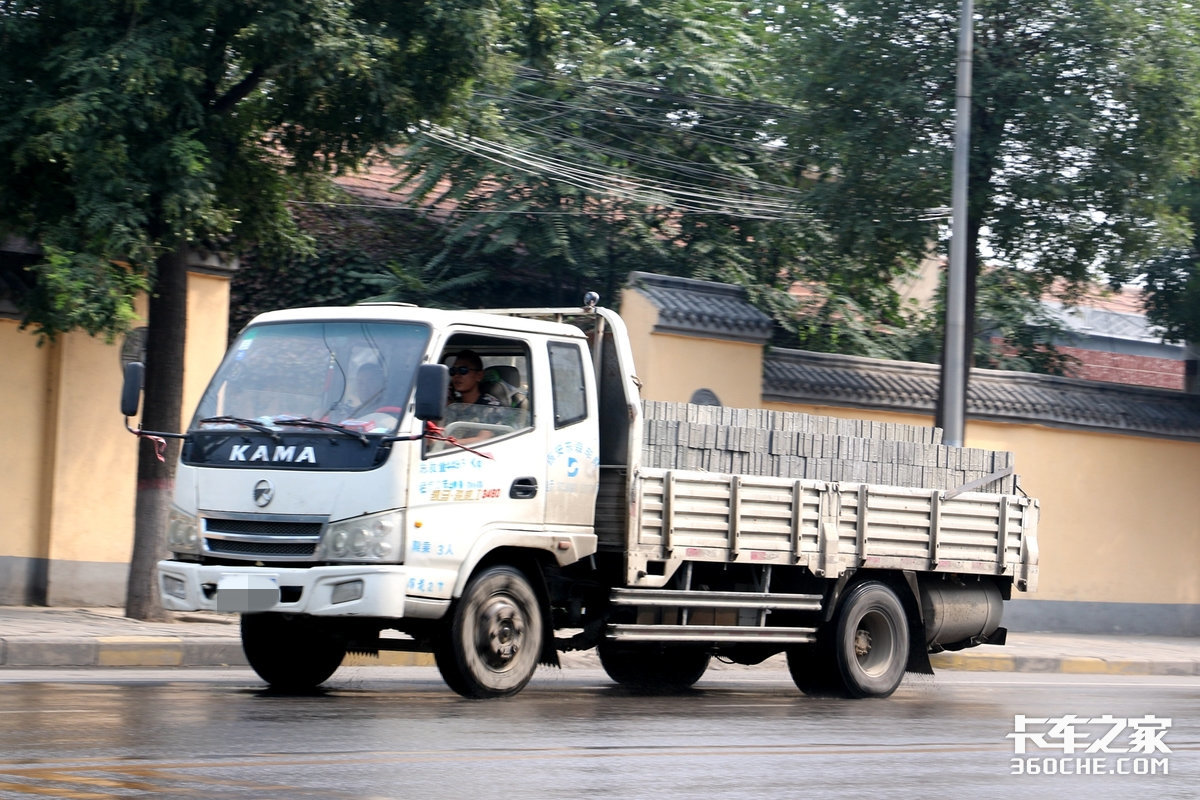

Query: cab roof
left=244, top=303, right=593, bottom=340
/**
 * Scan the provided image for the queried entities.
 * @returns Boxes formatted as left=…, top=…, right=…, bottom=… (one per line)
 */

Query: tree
left=1143, top=178, right=1200, bottom=345
left=235, top=0, right=1200, bottom=375
left=0, top=0, right=497, bottom=618
left=229, top=194, right=480, bottom=339
left=386, top=1, right=824, bottom=312
left=772, top=0, right=1200, bottom=368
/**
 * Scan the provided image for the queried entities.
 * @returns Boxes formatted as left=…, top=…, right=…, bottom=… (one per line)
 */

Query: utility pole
left=938, top=0, right=973, bottom=447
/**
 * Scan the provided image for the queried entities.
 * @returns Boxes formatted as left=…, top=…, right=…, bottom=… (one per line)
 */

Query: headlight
left=165, top=508, right=201, bottom=555
left=318, top=510, right=404, bottom=563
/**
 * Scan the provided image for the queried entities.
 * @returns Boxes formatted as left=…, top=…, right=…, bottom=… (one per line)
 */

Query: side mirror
left=413, top=363, right=448, bottom=421
left=121, top=361, right=144, bottom=418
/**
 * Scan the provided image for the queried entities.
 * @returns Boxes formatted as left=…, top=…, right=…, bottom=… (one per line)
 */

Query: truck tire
left=241, top=613, right=347, bottom=691
left=597, top=641, right=710, bottom=692
left=785, top=641, right=842, bottom=696
left=435, top=565, right=544, bottom=699
left=830, top=580, right=910, bottom=698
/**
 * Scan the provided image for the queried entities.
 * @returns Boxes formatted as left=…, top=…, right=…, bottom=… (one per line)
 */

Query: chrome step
left=608, top=623, right=817, bottom=644
left=610, top=588, right=822, bottom=612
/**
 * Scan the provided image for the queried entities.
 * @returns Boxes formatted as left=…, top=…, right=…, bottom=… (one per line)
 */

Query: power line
left=287, top=199, right=767, bottom=216
left=415, top=125, right=808, bottom=220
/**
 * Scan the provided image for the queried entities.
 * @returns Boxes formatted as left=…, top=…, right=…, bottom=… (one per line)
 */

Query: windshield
left=191, top=320, right=430, bottom=435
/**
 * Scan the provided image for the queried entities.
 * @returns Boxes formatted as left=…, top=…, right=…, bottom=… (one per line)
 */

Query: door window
left=432, top=337, right=533, bottom=450
left=548, top=341, right=587, bottom=429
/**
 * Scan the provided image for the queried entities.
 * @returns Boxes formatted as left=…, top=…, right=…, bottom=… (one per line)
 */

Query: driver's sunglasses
left=448, top=366, right=479, bottom=376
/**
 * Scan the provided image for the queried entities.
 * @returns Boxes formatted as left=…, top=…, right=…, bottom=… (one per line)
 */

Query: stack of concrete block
left=640, top=401, right=1018, bottom=496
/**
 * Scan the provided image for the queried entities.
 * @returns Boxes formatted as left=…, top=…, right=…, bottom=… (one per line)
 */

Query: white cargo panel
left=627, top=467, right=1038, bottom=590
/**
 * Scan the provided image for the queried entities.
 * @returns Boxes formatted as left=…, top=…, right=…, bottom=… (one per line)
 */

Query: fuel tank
left=919, top=579, right=1004, bottom=646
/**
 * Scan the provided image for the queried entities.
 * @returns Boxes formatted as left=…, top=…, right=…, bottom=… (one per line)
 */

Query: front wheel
left=831, top=581, right=910, bottom=698
left=241, top=613, right=347, bottom=691
left=435, top=565, right=544, bottom=699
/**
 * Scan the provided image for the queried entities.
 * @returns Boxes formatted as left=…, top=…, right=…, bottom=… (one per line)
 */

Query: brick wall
left=989, top=337, right=1185, bottom=391
left=1059, top=346, right=1184, bottom=391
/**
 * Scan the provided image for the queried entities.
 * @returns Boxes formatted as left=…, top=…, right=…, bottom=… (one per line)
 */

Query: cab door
left=417, top=332, right=546, bottom=536
left=543, top=339, right=600, bottom=531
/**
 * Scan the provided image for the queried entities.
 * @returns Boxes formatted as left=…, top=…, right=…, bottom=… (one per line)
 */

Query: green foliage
left=901, top=267, right=1079, bottom=375
left=384, top=1, right=834, bottom=327
left=1143, top=178, right=1200, bottom=343
left=230, top=197, right=495, bottom=337
left=972, top=270, right=1079, bottom=376
left=245, top=0, right=1200, bottom=366
left=21, top=246, right=148, bottom=341
left=774, top=0, right=1200, bottom=329
left=0, top=0, right=499, bottom=339
left=1143, top=251, right=1200, bottom=345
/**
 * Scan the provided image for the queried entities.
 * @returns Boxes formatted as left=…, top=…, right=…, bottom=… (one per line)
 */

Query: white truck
left=121, top=296, right=1039, bottom=699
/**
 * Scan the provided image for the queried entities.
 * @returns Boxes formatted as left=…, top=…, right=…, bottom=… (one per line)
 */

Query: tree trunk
left=125, top=247, right=189, bottom=621
left=961, top=213, right=982, bottom=384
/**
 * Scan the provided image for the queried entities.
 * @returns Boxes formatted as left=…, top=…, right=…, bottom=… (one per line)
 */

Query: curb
left=2, top=637, right=1197, bottom=674
left=0, top=636, right=248, bottom=668
left=929, top=652, right=1200, bottom=676
left=0, top=636, right=437, bottom=669
left=344, top=651, right=435, bottom=667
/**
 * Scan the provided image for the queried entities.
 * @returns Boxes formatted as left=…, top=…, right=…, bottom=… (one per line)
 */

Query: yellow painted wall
left=44, top=327, right=140, bottom=565
left=621, top=289, right=764, bottom=408
left=184, top=271, right=233, bottom=420
left=966, top=421, right=1200, bottom=606
left=1, top=263, right=232, bottom=604
left=0, top=319, right=53, bottom=561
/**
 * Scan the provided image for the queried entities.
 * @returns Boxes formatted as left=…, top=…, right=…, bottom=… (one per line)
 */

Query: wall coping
left=764, top=347, right=1200, bottom=441
left=627, top=271, right=773, bottom=344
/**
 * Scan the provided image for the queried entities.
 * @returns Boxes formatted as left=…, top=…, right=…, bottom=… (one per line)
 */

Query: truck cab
left=148, top=302, right=629, bottom=695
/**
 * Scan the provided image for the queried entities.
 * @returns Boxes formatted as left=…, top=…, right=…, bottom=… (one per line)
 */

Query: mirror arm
left=124, top=418, right=189, bottom=440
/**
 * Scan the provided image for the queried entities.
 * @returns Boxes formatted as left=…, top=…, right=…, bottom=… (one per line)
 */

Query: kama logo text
left=229, top=445, right=317, bottom=464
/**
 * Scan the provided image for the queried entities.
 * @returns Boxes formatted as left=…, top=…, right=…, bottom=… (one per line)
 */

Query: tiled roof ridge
left=627, top=271, right=774, bottom=344
left=763, top=348, right=1200, bottom=441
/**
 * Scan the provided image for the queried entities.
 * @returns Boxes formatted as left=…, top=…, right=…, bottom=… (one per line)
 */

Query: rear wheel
left=435, top=566, right=544, bottom=698
left=830, top=581, right=910, bottom=698
left=241, top=613, right=347, bottom=691
left=597, top=641, right=710, bottom=692
left=785, top=640, right=842, bottom=696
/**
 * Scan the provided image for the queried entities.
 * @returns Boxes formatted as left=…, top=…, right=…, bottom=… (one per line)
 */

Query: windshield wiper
left=270, top=416, right=370, bottom=445
left=198, top=416, right=280, bottom=440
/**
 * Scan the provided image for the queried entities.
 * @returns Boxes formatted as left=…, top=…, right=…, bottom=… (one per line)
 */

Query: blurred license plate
left=216, top=574, right=280, bottom=612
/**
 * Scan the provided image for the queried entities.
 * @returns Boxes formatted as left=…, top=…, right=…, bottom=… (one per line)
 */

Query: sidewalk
left=1, top=606, right=1198, bottom=675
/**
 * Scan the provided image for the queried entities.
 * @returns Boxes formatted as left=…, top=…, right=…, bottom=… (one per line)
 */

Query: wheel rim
left=853, top=607, right=897, bottom=678
left=474, top=594, right=527, bottom=672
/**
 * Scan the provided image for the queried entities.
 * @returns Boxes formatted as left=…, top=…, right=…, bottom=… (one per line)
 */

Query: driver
left=447, top=350, right=501, bottom=407
left=441, top=350, right=503, bottom=445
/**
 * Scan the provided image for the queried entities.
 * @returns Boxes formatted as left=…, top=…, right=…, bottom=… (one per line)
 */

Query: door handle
left=510, top=477, right=538, bottom=499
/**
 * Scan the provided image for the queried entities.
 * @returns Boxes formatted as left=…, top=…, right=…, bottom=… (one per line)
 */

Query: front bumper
left=156, top=560, right=449, bottom=619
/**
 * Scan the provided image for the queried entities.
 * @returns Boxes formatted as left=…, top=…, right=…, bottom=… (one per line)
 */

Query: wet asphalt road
left=0, top=666, right=1196, bottom=800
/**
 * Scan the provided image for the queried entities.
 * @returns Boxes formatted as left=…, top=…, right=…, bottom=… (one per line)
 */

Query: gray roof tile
left=627, top=271, right=773, bottom=344
left=764, top=348, right=1200, bottom=441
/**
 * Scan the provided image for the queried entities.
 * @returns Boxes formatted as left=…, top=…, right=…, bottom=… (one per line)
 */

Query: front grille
left=204, top=518, right=323, bottom=538
left=206, top=539, right=318, bottom=558
left=201, top=514, right=325, bottom=563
